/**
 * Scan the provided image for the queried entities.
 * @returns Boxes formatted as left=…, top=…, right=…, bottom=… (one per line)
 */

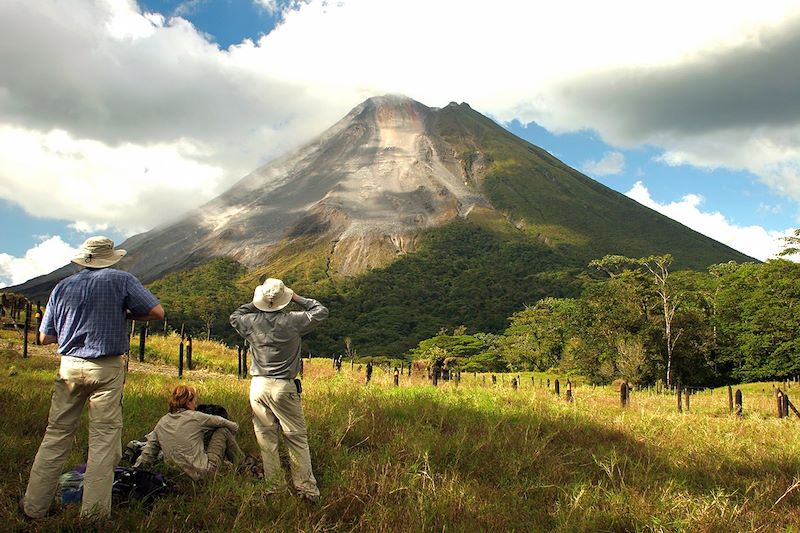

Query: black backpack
left=196, top=404, right=229, bottom=419
left=112, top=467, right=170, bottom=506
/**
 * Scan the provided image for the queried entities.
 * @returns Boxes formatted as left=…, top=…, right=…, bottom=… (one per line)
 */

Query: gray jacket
left=229, top=296, right=328, bottom=379
left=134, top=409, right=238, bottom=480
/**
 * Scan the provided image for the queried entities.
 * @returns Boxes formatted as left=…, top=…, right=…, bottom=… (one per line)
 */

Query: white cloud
left=173, top=1, right=206, bottom=18
left=0, top=0, right=344, bottom=235
left=0, top=236, right=79, bottom=287
left=625, top=181, right=795, bottom=261
left=253, top=0, right=279, bottom=15
left=0, top=126, right=226, bottom=234
left=1, top=0, right=800, bottom=237
left=582, top=151, right=625, bottom=176
left=69, top=221, right=111, bottom=233
left=758, top=202, right=784, bottom=216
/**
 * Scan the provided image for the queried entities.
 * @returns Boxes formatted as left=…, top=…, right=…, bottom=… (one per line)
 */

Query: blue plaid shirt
left=40, top=268, right=160, bottom=359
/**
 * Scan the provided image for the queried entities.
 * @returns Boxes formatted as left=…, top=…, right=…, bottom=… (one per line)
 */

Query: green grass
left=3, top=340, right=800, bottom=531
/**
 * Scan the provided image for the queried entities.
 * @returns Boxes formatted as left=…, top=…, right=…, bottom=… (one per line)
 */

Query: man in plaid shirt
left=21, top=236, right=164, bottom=521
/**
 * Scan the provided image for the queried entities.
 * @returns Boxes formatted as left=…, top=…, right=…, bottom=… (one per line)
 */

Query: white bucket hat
left=253, top=278, right=293, bottom=312
left=71, top=236, right=127, bottom=268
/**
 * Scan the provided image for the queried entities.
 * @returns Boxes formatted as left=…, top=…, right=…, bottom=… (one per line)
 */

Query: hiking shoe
left=299, top=493, right=320, bottom=506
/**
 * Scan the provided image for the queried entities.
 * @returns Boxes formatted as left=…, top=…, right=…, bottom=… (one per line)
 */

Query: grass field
left=2, top=331, right=800, bottom=532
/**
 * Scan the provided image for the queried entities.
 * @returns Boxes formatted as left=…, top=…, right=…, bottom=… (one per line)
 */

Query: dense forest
left=147, top=220, right=584, bottom=352
left=143, top=225, right=800, bottom=388
left=430, top=255, right=800, bottom=388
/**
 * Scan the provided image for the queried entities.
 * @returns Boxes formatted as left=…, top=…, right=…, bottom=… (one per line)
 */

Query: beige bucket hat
left=71, top=236, right=127, bottom=268
left=253, top=278, right=294, bottom=312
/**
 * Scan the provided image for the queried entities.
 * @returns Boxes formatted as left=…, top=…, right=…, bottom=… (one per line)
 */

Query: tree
left=344, top=336, right=356, bottom=362
left=590, top=254, right=681, bottom=387
left=499, top=298, right=580, bottom=370
left=405, top=330, right=500, bottom=371
left=616, top=336, right=647, bottom=386
left=640, top=255, right=681, bottom=387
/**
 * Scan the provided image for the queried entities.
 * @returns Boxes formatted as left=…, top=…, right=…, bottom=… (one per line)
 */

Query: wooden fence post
left=566, top=380, right=573, bottom=402
left=783, top=391, right=790, bottom=418
left=727, top=385, right=733, bottom=415
left=735, top=389, right=743, bottom=417
left=677, top=384, right=683, bottom=413
left=394, top=367, right=399, bottom=387
left=300, top=357, right=304, bottom=378
left=186, top=335, right=193, bottom=370
left=237, top=345, right=242, bottom=378
left=178, top=337, right=184, bottom=378
left=547, top=378, right=550, bottom=389
left=511, top=377, right=518, bottom=391
left=777, top=390, right=785, bottom=418
left=138, top=325, right=147, bottom=362
left=22, top=302, right=31, bottom=358
left=684, top=388, right=690, bottom=412
left=554, top=379, right=560, bottom=397
left=620, top=382, right=629, bottom=407
left=491, top=374, right=497, bottom=385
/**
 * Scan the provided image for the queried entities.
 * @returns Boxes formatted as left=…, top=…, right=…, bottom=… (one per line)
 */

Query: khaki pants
left=24, top=355, right=125, bottom=519
left=205, top=427, right=243, bottom=472
left=249, top=377, right=319, bottom=497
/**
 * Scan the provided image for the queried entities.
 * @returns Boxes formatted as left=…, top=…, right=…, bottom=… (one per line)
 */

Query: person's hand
left=291, top=293, right=302, bottom=302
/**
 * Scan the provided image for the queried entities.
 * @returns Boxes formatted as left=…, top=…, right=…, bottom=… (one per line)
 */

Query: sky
left=2, top=0, right=800, bottom=287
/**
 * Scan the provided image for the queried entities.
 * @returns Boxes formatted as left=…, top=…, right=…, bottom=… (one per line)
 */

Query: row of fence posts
left=619, top=381, right=748, bottom=417
left=8, top=299, right=43, bottom=358
left=427, top=371, right=578, bottom=402
left=25, top=314, right=800, bottom=418
left=130, top=321, right=193, bottom=378
left=3, top=297, right=32, bottom=322
left=775, top=388, right=800, bottom=419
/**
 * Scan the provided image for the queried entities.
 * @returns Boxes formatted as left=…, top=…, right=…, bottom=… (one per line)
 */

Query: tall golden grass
left=2, top=337, right=800, bottom=531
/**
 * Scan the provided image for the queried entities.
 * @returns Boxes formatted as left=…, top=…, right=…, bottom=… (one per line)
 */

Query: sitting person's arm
left=134, top=429, right=162, bottom=468
left=197, top=411, right=239, bottom=434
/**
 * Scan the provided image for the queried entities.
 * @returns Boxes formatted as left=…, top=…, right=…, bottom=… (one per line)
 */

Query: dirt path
left=10, top=339, right=237, bottom=380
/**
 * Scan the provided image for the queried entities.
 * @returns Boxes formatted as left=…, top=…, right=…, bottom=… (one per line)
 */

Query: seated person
left=135, top=385, right=243, bottom=479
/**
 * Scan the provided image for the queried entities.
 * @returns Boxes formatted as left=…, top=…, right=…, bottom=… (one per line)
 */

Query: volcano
left=11, top=95, right=753, bottom=302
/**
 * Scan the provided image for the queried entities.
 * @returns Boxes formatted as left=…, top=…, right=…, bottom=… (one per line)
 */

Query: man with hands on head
left=230, top=278, right=328, bottom=502
left=22, top=236, right=164, bottom=521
